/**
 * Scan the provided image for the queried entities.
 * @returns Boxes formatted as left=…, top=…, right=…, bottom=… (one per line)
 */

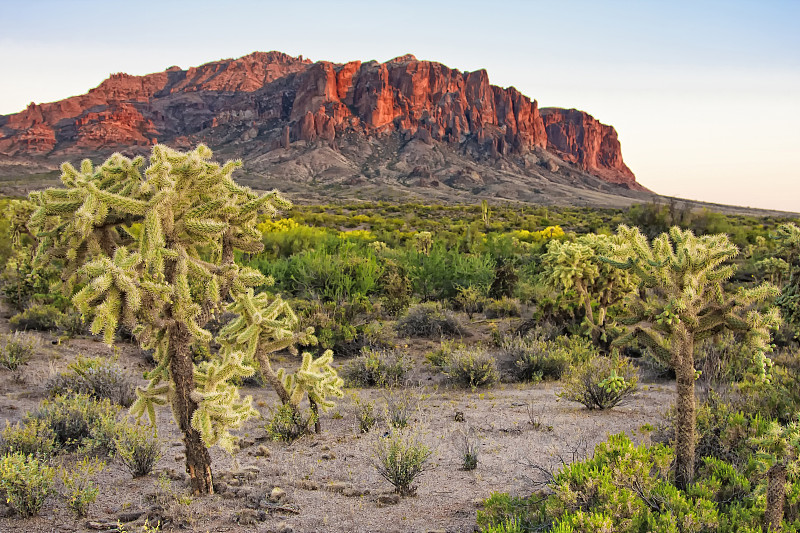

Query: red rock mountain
left=0, top=51, right=646, bottom=203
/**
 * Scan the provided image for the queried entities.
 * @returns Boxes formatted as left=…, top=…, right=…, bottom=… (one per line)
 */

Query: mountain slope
left=0, top=51, right=650, bottom=206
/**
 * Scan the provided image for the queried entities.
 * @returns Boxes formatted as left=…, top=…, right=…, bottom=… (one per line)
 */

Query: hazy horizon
left=1, top=0, right=798, bottom=212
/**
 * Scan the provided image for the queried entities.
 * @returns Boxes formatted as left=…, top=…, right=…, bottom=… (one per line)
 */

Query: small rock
left=326, top=481, right=351, bottom=494
left=342, top=487, right=367, bottom=497
left=269, top=486, right=286, bottom=503
left=276, top=521, right=293, bottom=533
left=174, top=454, right=184, bottom=462
left=86, top=521, right=117, bottom=530
left=454, top=411, right=465, bottom=422
left=236, top=509, right=260, bottom=526
left=426, top=530, right=447, bottom=533
left=240, top=438, right=256, bottom=448
left=376, top=493, right=400, bottom=506
left=320, top=453, right=335, bottom=460
left=171, top=440, right=183, bottom=447
left=294, top=479, right=319, bottom=491
left=116, top=510, right=145, bottom=523
left=0, top=503, right=13, bottom=518
left=255, top=445, right=271, bottom=457
left=213, top=481, right=228, bottom=494
left=320, top=444, right=331, bottom=451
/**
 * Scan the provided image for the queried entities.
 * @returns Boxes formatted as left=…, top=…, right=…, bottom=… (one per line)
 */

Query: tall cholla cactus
left=603, top=225, right=780, bottom=489
left=540, top=233, right=636, bottom=345
left=27, top=144, right=343, bottom=494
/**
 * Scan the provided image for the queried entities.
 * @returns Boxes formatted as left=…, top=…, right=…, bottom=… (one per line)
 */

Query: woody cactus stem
left=604, top=225, right=780, bottom=489
left=26, top=144, right=321, bottom=495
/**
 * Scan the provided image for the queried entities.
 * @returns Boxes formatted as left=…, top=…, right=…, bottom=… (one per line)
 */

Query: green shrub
left=484, top=297, right=521, bottom=319
left=0, top=420, right=56, bottom=458
left=46, top=355, right=136, bottom=407
left=559, top=355, right=638, bottom=410
left=266, top=403, right=314, bottom=442
left=454, top=285, right=487, bottom=319
left=395, top=302, right=464, bottom=338
left=442, top=346, right=499, bottom=388
left=354, top=397, right=378, bottom=433
left=425, top=340, right=464, bottom=369
left=9, top=303, right=63, bottom=331
left=456, top=427, right=479, bottom=471
left=342, top=348, right=410, bottom=387
left=29, top=393, right=119, bottom=451
left=383, top=388, right=418, bottom=429
left=500, top=335, right=572, bottom=382
left=115, top=423, right=162, bottom=477
left=373, top=429, right=432, bottom=496
left=0, top=332, right=37, bottom=370
left=477, top=492, right=544, bottom=532
left=0, top=452, right=55, bottom=517
left=60, top=457, right=104, bottom=516
left=57, top=310, right=86, bottom=337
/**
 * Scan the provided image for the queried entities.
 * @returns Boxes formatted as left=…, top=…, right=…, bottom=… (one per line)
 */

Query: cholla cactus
left=26, top=144, right=342, bottom=494
left=751, top=421, right=800, bottom=531
left=540, top=233, right=636, bottom=345
left=603, top=225, right=780, bottom=489
left=774, top=222, right=800, bottom=338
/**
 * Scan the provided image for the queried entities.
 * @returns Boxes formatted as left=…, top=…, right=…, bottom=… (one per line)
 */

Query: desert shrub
left=477, top=492, right=544, bottom=532
left=0, top=420, right=57, bottom=458
left=373, top=429, right=432, bottom=496
left=56, top=310, right=86, bottom=337
left=0, top=332, right=37, bottom=370
left=342, top=348, right=410, bottom=387
left=500, top=335, right=572, bottom=382
left=484, top=297, right=522, bottom=319
left=0, top=452, right=55, bottom=517
left=395, top=302, right=464, bottom=338
left=266, top=403, right=314, bottom=442
left=454, top=285, right=487, bottom=319
left=60, top=457, right=104, bottom=516
left=425, top=340, right=465, bottom=369
left=46, top=355, right=136, bottom=407
left=455, top=427, right=480, bottom=471
left=442, top=346, right=499, bottom=388
left=559, top=355, right=638, bottom=410
left=29, top=393, right=119, bottom=451
left=9, top=303, right=62, bottom=331
left=115, top=423, right=162, bottom=477
left=383, top=388, right=418, bottom=429
left=354, top=397, right=378, bottom=433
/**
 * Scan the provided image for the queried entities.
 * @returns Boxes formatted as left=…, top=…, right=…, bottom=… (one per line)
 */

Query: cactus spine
left=603, top=225, right=780, bottom=489
left=27, top=144, right=343, bottom=494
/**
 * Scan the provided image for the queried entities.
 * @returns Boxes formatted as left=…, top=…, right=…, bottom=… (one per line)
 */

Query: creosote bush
left=0, top=419, right=57, bottom=458
left=500, top=334, right=573, bottom=382
left=373, top=429, right=432, bottom=496
left=29, top=393, right=119, bottom=451
left=455, top=427, right=480, bottom=471
left=266, top=403, right=315, bottom=442
left=384, top=388, right=418, bottom=429
left=60, top=457, right=104, bottom=516
left=354, top=396, right=378, bottom=433
left=442, top=346, right=499, bottom=388
left=396, top=302, right=464, bottom=338
left=9, top=303, right=63, bottom=332
left=559, top=355, right=638, bottom=410
left=0, top=332, right=37, bottom=370
left=342, top=347, right=411, bottom=387
left=115, top=423, right=162, bottom=477
left=46, top=355, right=137, bottom=407
left=0, top=452, right=55, bottom=518
left=484, top=297, right=522, bottom=319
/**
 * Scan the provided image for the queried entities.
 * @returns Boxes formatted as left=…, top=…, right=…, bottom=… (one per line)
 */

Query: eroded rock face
left=0, top=51, right=638, bottom=188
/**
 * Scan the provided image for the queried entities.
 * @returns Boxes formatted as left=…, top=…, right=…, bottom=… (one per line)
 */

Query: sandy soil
left=0, top=310, right=674, bottom=533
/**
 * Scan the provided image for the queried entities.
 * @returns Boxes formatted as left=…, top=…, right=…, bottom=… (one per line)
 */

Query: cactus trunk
left=766, top=462, right=786, bottom=531
left=169, top=324, right=214, bottom=495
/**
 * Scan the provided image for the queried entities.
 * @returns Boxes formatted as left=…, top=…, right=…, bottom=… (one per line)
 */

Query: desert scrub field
left=0, top=145, right=798, bottom=532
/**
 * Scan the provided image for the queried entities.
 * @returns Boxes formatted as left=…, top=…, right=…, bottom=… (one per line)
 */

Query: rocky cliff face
left=0, top=51, right=643, bottom=192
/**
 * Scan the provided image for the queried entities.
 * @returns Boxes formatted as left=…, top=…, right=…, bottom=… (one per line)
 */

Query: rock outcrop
left=0, top=51, right=641, bottom=190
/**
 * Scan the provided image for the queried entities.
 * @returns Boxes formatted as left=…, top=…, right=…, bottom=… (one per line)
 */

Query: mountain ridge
left=1, top=51, right=651, bottom=207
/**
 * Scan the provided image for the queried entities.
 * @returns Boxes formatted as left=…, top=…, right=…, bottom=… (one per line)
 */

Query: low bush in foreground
left=115, top=423, right=162, bottom=478
left=0, top=332, right=37, bottom=370
left=479, top=431, right=799, bottom=533
left=373, top=429, right=432, bottom=496
left=442, top=346, right=499, bottom=388
left=46, top=355, right=137, bottom=407
left=0, top=452, right=55, bottom=517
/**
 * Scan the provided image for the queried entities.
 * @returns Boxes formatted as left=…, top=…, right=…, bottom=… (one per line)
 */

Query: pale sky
left=1, top=0, right=798, bottom=212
